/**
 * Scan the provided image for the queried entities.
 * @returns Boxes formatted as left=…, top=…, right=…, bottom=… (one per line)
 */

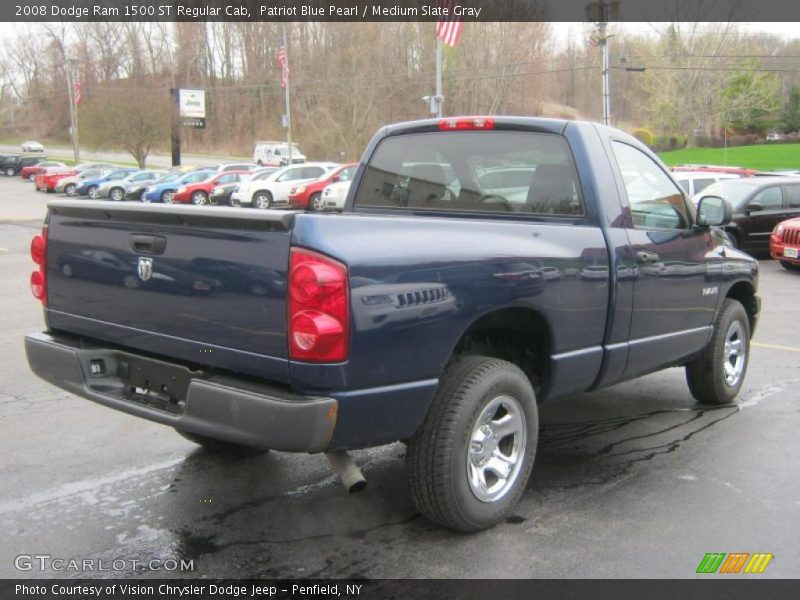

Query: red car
left=770, top=217, right=800, bottom=271
left=671, top=164, right=766, bottom=178
left=20, top=161, right=66, bottom=181
left=171, top=171, right=251, bottom=205
left=288, top=163, right=358, bottom=210
left=35, top=169, right=77, bottom=192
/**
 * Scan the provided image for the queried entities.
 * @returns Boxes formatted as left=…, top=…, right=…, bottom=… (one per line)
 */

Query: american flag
left=278, top=41, right=289, bottom=88
left=436, top=0, right=463, bottom=48
left=72, top=68, right=81, bottom=106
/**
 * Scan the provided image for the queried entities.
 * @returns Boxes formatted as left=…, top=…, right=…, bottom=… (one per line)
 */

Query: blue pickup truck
left=25, top=117, right=759, bottom=531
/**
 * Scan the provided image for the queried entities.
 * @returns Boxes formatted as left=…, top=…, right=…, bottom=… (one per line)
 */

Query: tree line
left=1, top=21, right=799, bottom=166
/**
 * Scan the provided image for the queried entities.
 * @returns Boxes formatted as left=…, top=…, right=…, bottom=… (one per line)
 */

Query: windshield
left=353, top=131, right=583, bottom=215
left=699, top=180, right=759, bottom=207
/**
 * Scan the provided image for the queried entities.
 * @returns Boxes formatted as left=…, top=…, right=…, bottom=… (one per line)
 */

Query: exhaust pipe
left=325, top=451, right=366, bottom=493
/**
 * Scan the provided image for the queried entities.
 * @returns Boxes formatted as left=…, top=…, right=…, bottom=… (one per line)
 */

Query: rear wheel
left=110, top=187, right=125, bottom=201
left=65, top=183, right=77, bottom=196
left=162, top=191, right=174, bottom=204
left=407, top=355, right=538, bottom=532
left=5, top=167, right=15, bottom=176
left=175, top=429, right=269, bottom=453
left=230, top=195, right=241, bottom=207
left=28, top=174, right=36, bottom=182
left=779, top=260, right=800, bottom=271
left=87, top=185, right=99, bottom=199
left=686, top=298, right=750, bottom=405
left=191, top=191, right=208, bottom=205
left=139, top=190, right=148, bottom=203
left=253, top=191, right=272, bottom=209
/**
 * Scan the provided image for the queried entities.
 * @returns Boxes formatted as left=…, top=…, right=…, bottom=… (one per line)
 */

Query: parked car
left=95, top=170, right=167, bottom=201
left=75, top=168, right=138, bottom=198
left=172, top=171, right=251, bottom=205
left=672, top=171, right=740, bottom=197
left=36, top=163, right=114, bottom=193
left=696, top=177, right=800, bottom=251
left=210, top=169, right=276, bottom=206
left=765, top=131, right=787, bottom=142
left=230, top=162, right=338, bottom=209
left=217, top=163, right=259, bottom=173
left=253, top=141, right=306, bottom=167
left=119, top=171, right=173, bottom=201
left=2, top=155, right=47, bottom=176
left=55, top=168, right=111, bottom=196
left=289, top=163, right=358, bottom=210
left=21, top=140, right=44, bottom=152
left=770, top=218, right=800, bottom=270
left=671, top=164, right=766, bottom=178
left=26, top=116, right=760, bottom=532
left=320, top=178, right=353, bottom=211
left=20, top=161, right=66, bottom=181
left=142, top=170, right=215, bottom=203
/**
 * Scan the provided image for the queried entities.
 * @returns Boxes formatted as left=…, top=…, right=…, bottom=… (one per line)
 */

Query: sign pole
left=65, top=60, right=79, bottom=165
left=283, top=24, right=293, bottom=165
left=170, top=88, right=181, bottom=167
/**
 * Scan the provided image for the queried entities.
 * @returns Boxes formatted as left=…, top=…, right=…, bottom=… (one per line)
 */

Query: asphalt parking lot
left=0, top=176, right=798, bottom=579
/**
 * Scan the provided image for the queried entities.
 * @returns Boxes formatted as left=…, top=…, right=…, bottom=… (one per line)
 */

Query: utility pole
left=587, top=1, right=620, bottom=126
left=434, top=36, right=443, bottom=118
left=65, top=58, right=79, bottom=164
left=283, top=24, right=293, bottom=164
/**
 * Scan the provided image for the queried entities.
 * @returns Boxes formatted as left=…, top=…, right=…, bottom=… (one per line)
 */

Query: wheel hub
left=723, top=320, right=746, bottom=387
left=466, top=395, right=526, bottom=503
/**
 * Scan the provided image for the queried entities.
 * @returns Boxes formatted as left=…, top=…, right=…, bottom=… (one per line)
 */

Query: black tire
left=309, top=192, right=323, bottom=211
left=5, top=167, right=15, bottom=176
left=686, top=298, right=750, bottom=405
left=65, top=183, right=77, bottom=196
left=175, top=429, right=269, bottom=453
left=253, top=191, right=272, bottom=209
left=407, top=355, right=538, bottom=532
left=191, top=191, right=208, bottom=205
left=161, top=190, right=174, bottom=204
left=779, top=260, right=800, bottom=271
left=139, top=190, right=147, bottom=203
left=229, top=194, right=241, bottom=207
left=109, top=187, right=125, bottom=202
left=87, top=185, right=99, bottom=199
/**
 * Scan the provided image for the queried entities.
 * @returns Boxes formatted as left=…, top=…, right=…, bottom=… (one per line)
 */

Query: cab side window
left=612, top=141, right=690, bottom=230
left=786, top=185, right=800, bottom=209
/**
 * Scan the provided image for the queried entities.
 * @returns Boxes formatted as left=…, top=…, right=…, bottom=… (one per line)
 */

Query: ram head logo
left=137, top=257, right=153, bottom=282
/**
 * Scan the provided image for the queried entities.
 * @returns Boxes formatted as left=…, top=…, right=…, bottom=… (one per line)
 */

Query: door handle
left=130, top=234, right=167, bottom=255
left=635, top=250, right=660, bottom=264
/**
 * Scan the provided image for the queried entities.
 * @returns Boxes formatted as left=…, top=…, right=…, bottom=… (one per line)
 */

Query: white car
left=320, top=180, right=352, bottom=211
left=673, top=171, right=741, bottom=199
left=230, top=162, right=338, bottom=209
left=21, top=140, right=44, bottom=152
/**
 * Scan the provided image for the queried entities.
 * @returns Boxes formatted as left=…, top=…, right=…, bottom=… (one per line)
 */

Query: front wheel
left=310, top=193, right=323, bottom=211
left=28, top=174, right=36, bottom=182
left=253, top=191, right=272, bottom=209
left=162, top=191, right=174, bottom=204
left=191, top=191, right=208, bottom=205
left=407, top=355, right=538, bottom=532
left=686, top=298, right=750, bottom=405
left=87, top=185, right=99, bottom=199
left=65, top=183, right=77, bottom=196
left=110, top=187, right=125, bottom=201
left=5, top=167, right=15, bottom=176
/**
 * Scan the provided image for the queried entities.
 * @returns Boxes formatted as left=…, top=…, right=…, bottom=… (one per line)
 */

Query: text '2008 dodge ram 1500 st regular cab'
left=25, top=117, right=760, bottom=531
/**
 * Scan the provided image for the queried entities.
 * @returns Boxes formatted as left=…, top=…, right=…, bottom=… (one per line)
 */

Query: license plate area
left=116, top=356, right=195, bottom=415
left=784, top=247, right=798, bottom=259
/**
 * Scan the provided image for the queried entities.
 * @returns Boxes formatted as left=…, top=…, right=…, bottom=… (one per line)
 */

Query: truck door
left=610, top=140, right=721, bottom=380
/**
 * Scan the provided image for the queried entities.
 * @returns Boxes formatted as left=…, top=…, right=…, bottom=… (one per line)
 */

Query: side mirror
left=696, top=195, right=732, bottom=227
left=746, top=202, right=764, bottom=213
left=331, top=175, right=340, bottom=183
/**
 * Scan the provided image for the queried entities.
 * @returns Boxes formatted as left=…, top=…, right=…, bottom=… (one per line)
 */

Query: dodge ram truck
left=25, top=117, right=760, bottom=531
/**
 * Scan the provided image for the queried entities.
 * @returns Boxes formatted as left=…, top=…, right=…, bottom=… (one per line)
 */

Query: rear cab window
left=353, top=131, right=584, bottom=216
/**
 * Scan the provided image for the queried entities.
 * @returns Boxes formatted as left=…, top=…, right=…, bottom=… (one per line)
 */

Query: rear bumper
left=25, top=332, right=338, bottom=452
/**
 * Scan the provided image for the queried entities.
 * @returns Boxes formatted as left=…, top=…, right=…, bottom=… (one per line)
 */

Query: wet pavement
left=1, top=177, right=798, bottom=578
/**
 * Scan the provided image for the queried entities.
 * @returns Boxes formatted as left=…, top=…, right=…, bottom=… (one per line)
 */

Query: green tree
left=719, top=61, right=781, bottom=133
left=781, top=85, right=800, bottom=134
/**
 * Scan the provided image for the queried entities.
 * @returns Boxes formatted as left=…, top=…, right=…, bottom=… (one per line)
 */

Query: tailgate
left=45, top=201, right=295, bottom=382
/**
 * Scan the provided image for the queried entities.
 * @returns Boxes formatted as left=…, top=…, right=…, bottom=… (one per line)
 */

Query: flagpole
left=283, top=24, right=292, bottom=165
left=435, top=36, right=443, bottom=118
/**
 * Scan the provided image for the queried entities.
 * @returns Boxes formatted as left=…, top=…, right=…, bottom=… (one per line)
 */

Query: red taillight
left=439, top=116, right=495, bottom=131
left=288, top=248, right=349, bottom=362
left=30, top=226, right=48, bottom=305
